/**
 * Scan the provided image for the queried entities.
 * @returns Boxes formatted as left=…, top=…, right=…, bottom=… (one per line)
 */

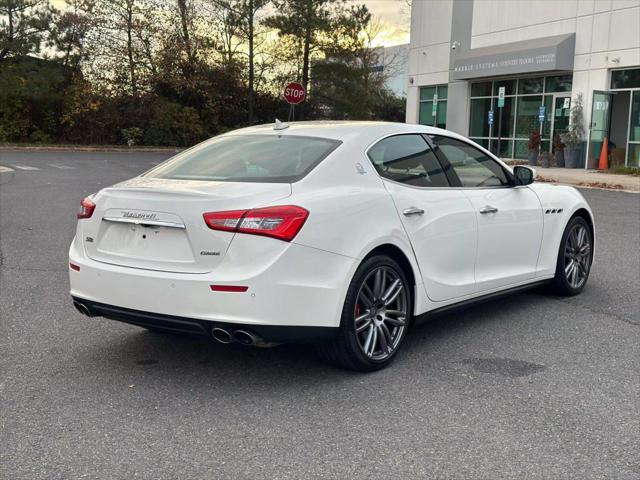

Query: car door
left=431, top=135, right=544, bottom=292
left=367, top=134, right=477, bottom=302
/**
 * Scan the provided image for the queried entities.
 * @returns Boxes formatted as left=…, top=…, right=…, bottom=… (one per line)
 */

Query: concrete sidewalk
left=529, top=167, right=640, bottom=192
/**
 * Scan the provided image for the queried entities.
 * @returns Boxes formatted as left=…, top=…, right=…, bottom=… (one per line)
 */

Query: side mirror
left=513, top=165, right=535, bottom=186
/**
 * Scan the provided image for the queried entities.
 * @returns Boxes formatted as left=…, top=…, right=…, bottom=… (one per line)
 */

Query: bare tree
left=209, top=0, right=269, bottom=123
left=87, top=0, right=158, bottom=93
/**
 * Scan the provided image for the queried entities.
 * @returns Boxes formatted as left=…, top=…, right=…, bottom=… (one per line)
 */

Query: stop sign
left=283, top=82, right=306, bottom=104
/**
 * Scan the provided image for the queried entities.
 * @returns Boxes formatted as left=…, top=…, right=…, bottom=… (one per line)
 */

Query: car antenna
left=274, top=118, right=289, bottom=131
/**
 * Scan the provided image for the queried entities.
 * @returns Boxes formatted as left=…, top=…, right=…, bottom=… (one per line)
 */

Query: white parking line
left=12, top=165, right=39, bottom=171
left=49, top=163, right=74, bottom=169
left=0, top=166, right=15, bottom=173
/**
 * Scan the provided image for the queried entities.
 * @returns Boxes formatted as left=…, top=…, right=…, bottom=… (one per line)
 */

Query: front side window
left=146, top=135, right=341, bottom=183
left=431, top=136, right=510, bottom=188
left=367, top=135, right=449, bottom=187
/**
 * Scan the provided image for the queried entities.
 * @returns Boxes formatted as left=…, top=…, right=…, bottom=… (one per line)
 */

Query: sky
left=50, top=0, right=411, bottom=47
left=354, top=0, right=411, bottom=46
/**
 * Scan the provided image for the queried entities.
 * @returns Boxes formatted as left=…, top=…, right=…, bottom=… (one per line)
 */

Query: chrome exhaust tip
left=211, top=327, right=233, bottom=344
left=233, top=330, right=259, bottom=346
left=73, top=301, right=92, bottom=317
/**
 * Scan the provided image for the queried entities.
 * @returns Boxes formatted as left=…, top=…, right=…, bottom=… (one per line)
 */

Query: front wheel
left=549, top=215, right=593, bottom=296
left=318, top=255, right=412, bottom=372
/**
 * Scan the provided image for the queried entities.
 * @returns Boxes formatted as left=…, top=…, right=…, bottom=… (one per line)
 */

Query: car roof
left=222, top=121, right=470, bottom=146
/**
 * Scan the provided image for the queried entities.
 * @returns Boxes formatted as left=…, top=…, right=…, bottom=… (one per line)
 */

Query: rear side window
left=147, top=135, right=341, bottom=183
left=367, top=134, right=449, bottom=187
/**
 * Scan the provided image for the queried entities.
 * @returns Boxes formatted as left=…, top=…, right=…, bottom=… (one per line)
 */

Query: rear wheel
left=549, top=215, right=593, bottom=296
left=318, top=255, right=412, bottom=372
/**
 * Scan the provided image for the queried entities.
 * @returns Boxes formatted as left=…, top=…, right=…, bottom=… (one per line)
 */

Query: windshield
left=146, top=135, right=341, bottom=182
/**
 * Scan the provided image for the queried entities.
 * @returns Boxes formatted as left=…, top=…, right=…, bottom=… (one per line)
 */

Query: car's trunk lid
left=82, top=177, right=291, bottom=273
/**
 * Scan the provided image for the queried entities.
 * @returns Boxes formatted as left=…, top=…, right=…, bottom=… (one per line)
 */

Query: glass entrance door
left=552, top=96, right=571, bottom=137
left=628, top=91, right=640, bottom=167
left=552, top=95, right=571, bottom=159
left=588, top=91, right=613, bottom=169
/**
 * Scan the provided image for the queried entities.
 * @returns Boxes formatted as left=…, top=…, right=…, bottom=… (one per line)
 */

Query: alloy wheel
left=354, top=266, right=408, bottom=361
left=563, top=224, right=591, bottom=289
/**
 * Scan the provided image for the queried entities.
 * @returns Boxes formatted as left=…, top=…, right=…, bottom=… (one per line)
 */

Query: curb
left=535, top=176, right=639, bottom=193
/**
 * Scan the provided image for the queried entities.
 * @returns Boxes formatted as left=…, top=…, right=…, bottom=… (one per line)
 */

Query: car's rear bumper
left=69, top=233, right=358, bottom=329
left=72, top=297, right=337, bottom=343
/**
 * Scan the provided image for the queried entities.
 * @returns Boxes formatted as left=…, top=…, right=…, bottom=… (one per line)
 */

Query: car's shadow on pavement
left=79, top=290, right=551, bottom=387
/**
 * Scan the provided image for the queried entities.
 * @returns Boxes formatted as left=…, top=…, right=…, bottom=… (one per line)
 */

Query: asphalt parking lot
left=1, top=150, right=639, bottom=479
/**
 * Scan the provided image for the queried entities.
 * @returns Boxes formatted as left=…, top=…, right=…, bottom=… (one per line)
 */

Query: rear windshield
left=146, top=135, right=341, bottom=183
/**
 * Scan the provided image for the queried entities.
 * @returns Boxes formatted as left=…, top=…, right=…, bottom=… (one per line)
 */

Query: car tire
left=318, top=254, right=412, bottom=372
left=549, top=215, right=593, bottom=296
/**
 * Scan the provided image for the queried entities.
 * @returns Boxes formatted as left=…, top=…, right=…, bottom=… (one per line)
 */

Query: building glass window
left=496, top=97, right=515, bottom=138
left=514, top=140, right=530, bottom=159
left=420, top=86, right=437, bottom=101
left=469, top=74, right=572, bottom=159
left=470, top=98, right=492, bottom=137
left=490, top=139, right=514, bottom=158
left=494, top=79, right=516, bottom=96
left=541, top=95, right=554, bottom=138
left=471, top=82, right=492, bottom=97
left=473, top=138, right=490, bottom=149
left=518, top=77, right=544, bottom=94
left=419, top=85, right=448, bottom=129
left=515, top=96, right=542, bottom=137
left=611, top=69, right=640, bottom=90
left=545, top=75, right=573, bottom=93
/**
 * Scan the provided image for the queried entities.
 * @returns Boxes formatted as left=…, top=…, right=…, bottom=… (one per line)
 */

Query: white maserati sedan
left=69, top=121, right=594, bottom=371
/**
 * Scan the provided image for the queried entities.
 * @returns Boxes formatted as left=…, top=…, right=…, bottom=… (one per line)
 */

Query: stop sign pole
left=283, top=82, right=306, bottom=121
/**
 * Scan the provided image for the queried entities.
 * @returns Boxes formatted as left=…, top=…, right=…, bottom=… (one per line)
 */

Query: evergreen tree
left=0, top=0, right=54, bottom=61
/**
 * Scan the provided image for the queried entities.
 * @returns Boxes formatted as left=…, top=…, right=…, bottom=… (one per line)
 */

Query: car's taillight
left=203, top=205, right=309, bottom=242
left=202, top=209, right=248, bottom=232
left=77, top=197, right=96, bottom=219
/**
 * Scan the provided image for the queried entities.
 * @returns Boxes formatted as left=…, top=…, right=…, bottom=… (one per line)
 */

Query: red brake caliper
left=355, top=303, right=361, bottom=317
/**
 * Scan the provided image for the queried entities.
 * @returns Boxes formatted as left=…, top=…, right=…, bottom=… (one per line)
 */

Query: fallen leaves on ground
left=535, top=176, right=558, bottom=183
left=575, top=181, right=624, bottom=190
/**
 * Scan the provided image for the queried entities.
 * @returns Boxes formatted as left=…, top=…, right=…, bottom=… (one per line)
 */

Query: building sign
left=563, top=98, right=571, bottom=109
left=497, top=87, right=505, bottom=108
left=538, top=105, right=546, bottom=123
left=487, top=110, right=494, bottom=125
left=452, top=34, right=575, bottom=80
left=432, top=94, right=438, bottom=116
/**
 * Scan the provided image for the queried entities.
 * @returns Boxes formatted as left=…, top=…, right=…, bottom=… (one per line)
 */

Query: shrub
left=121, top=127, right=143, bottom=146
left=561, top=93, right=586, bottom=149
left=143, top=101, right=204, bottom=147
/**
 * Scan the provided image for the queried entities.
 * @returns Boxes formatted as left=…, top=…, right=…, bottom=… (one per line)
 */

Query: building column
left=406, top=86, right=420, bottom=124
left=446, top=82, right=470, bottom=135
left=446, top=0, right=474, bottom=135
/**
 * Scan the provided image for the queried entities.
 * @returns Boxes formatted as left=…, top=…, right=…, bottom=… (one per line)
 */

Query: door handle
left=403, top=207, right=425, bottom=216
left=479, top=205, right=499, bottom=214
